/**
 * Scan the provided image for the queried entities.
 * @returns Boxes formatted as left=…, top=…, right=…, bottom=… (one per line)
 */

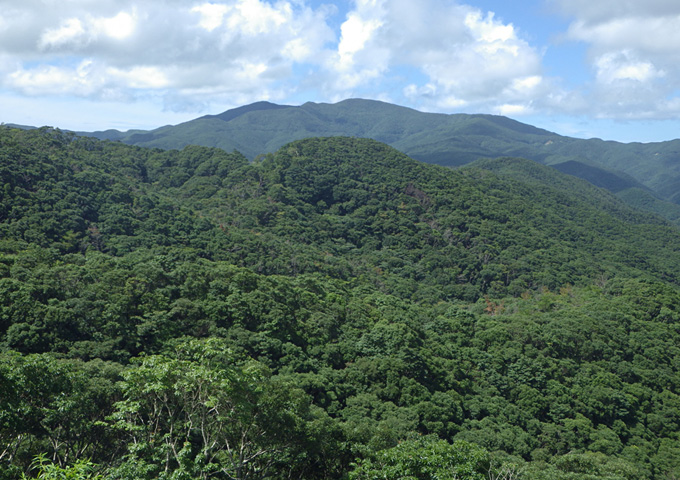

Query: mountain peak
left=204, top=101, right=292, bottom=123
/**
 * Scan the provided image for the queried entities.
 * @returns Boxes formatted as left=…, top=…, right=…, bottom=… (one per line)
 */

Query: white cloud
left=323, top=0, right=389, bottom=90
left=106, top=65, right=170, bottom=89
left=323, top=0, right=545, bottom=112
left=8, top=60, right=99, bottom=96
left=554, top=0, right=680, bottom=119
left=226, top=0, right=289, bottom=35
left=465, top=10, right=515, bottom=45
left=38, top=10, right=137, bottom=51
left=93, top=11, right=136, bottom=40
left=410, top=10, right=543, bottom=111
left=337, top=11, right=382, bottom=70
left=38, top=18, right=86, bottom=49
left=594, top=50, right=664, bottom=84
left=566, top=16, right=680, bottom=56
left=1, top=0, right=335, bottom=112
left=192, top=3, right=230, bottom=32
left=9, top=0, right=680, bottom=130
left=511, top=75, right=543, bottom=92
left=497, top=104, right=531, bottom=116
left=0, top=0, right=564, bottom=123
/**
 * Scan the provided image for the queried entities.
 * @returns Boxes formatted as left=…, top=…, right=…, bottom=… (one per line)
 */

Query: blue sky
left=2, top=0, right=680, bottom=143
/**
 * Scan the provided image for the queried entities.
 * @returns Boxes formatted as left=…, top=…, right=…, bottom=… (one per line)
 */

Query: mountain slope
left=86, top=99, right=559, bottom=165
left=81, top=99, right=680, bottom=210
left=5, top=127, right=679, bottom=298
left=3, top=128, right=680, bottom=478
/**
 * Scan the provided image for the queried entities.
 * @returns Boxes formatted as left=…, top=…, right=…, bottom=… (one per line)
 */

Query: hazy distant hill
left=80, top=99, right=680, bottom=210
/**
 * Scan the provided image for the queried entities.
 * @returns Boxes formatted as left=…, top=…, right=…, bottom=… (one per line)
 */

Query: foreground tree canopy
left=2, top=127, right=680, bottom=479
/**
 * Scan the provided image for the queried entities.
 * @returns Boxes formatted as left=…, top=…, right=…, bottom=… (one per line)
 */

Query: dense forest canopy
left=2, top=126, right=680, bottom=479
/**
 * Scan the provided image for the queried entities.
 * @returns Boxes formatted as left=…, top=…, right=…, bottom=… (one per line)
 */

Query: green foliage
left=523, top=451, right=646, bottom=480
left=108, top=337, right=342, bottom=480
left=21, top=455, right=103, bottom=480
left=0, top=352, right=120, bottom=477
left=3, top=129, right=680, bottom=479
left=349, top=435, right=490, bottom=480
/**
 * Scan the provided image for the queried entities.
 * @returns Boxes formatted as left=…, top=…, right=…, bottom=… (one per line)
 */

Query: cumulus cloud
left=416, top=10, right=544, bottom=106
left=316, top=0, right=549, bottom=115
left=594, top=50, right=664, bottom=84
left=553, top=0, right=680, bottom=118
left=192, top=3, right=230, bottom=32
left=1, top=0, right=335, bottom=111
left=38, top=18, right=87, bottom=49
left=0, top=0, right=548, bottom=117
left=330, top=0, right=388, bottom=88
left=9, top=0, right=679, bottom=126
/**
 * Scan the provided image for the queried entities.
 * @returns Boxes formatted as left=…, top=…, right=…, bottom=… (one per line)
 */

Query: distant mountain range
left=76, top=99, right=680, bottom=220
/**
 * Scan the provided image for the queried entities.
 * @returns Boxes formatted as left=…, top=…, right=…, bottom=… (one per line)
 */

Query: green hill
left=81, top=99, right=680, bottom=212
left=3, top=127, right=680, bottom=479
left=84, top=99, right=559, bottom=165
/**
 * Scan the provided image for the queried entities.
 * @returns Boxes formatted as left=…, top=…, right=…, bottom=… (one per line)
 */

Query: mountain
left=80, top=99, right=680, bottom=213
left=83, top=99, right=560, bottom=164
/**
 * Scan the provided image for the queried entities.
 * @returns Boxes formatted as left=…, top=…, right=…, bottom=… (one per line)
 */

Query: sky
left=2, top=0, right=680, bottom=143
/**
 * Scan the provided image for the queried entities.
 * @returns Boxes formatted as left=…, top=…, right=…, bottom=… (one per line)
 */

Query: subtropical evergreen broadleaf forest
left=2, top=125, right=680, bottom=479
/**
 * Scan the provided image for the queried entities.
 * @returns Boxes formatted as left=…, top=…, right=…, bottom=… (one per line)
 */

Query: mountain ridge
left=76, top=99, right=680, bottom=220
left=79, top=98, right=562, bottom=157
left=203, top=100, right=293, bottom=122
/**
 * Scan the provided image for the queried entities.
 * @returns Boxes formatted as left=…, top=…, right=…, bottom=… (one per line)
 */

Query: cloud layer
left=3, top=0, right=680, bottom=123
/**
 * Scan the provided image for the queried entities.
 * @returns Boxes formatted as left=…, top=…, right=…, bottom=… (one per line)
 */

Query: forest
left=2, top=126, right=680, bottom=479
left=85, top=98, right=680, bottom=215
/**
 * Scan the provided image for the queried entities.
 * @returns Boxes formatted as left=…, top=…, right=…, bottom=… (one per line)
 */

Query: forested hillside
left=2, top=127, right=680, bottom=479
left=81, top=99, right=680, bottom=215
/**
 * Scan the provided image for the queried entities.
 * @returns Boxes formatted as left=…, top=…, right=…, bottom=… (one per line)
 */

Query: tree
left=349, top=435, right=490, bottom=480
left=109, top=337, right=335, bottom=480
left=0, top=352, right=120, bottom=475
left=20, top=455, right=103, bottom=480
